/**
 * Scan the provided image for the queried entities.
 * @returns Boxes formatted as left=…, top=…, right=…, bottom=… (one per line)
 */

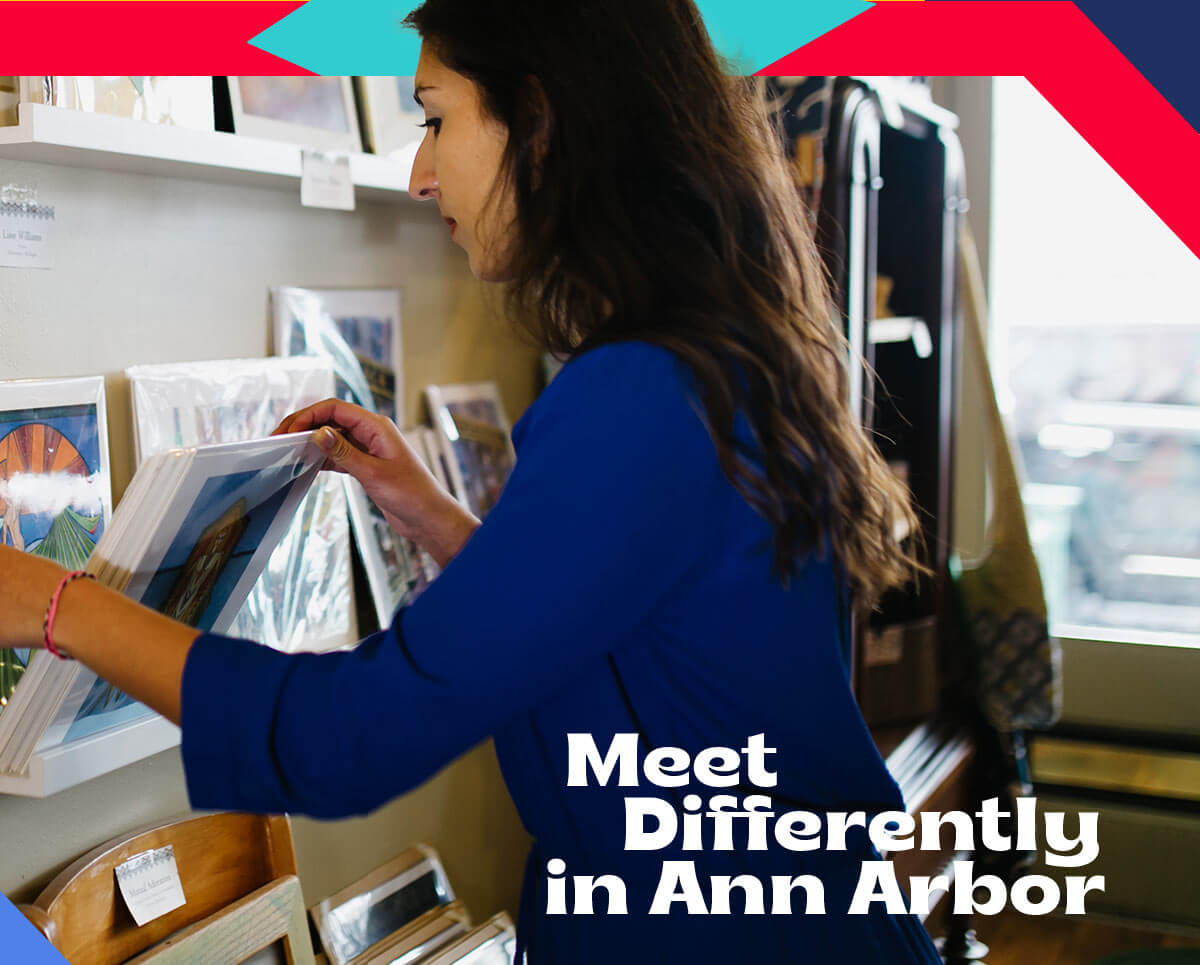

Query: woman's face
left=409, top=45, right=517, bottom=282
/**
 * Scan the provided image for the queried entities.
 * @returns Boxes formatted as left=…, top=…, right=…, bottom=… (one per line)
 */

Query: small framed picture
left=354, top=76, right=425, bottom=159
left=227, top=76, right=362, bottom=152
left=0, top=376, right=112, bottom=728
left=424, top=382, right=517, bottom=519
left=7, top=76, right=215, bottom=131
left=352, top=904, right=471, bottom=965
left=420, top=913, right=516, bottom=965
left=310, top=844, right=456, bottom=965
left=273, top=286, right=416, bottom=627
left=271, top=287, right=402, bottom=423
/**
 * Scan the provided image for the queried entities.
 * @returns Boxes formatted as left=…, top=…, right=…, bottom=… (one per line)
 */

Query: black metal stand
left=937, top=920, right=990, bottom=963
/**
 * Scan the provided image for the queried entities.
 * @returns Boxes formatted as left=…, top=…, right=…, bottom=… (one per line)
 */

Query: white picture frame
left=0, top=376, right=113, bottom=732
left=0, top=434, right=322, bottom=796
left=350, top=904, right=471, bottom=965
left=38, top=434, right=322, bottom=754
left=419, top=913, right=516, bottom=965
left=126, top=356, right=357, bottom=654
left=7, top=76, right=215, bottom=131
left=310, top=844, right=456, bottom=965
left=354, top=76, right=425, bottom=161
left=272, top=286, right=415, bottom=628
left=424, top=382, right=517, bottom=519
left=228, top=76, right=362, bottom=152
left=271, top=287, right=403, bottom=423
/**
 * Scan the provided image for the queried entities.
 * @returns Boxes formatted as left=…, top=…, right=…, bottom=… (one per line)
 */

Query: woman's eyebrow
left=413, top=84, right=436, bottom=107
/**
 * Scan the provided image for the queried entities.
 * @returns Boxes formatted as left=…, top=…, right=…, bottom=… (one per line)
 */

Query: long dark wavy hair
left=405, top=0, right=923, bottom=609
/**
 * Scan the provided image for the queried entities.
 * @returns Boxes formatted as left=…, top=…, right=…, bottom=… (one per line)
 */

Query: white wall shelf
left=0, top=103, right=417, bottom=203
left=0, top=715, right=180, bottom=799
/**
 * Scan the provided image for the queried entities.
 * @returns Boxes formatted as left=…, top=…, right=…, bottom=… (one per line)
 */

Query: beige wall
left=931, top=76, right=992, bottom=563
left=0, top=155, right=534, bottom=918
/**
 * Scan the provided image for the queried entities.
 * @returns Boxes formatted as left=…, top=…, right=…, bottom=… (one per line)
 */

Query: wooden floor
left=941, top=910, right=1200, bottom=964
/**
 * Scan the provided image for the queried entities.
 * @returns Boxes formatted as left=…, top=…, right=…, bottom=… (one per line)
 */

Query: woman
left=1, top=1, right=940, bottom=960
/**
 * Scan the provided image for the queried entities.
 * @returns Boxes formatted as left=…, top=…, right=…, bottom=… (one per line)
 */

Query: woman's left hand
left=0, top=544, right=67, bottom=650
left=274, top=398, right=480, bottom=567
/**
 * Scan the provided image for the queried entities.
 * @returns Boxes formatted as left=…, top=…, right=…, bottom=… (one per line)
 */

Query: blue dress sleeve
left=181, top=342, right=722, bottom=817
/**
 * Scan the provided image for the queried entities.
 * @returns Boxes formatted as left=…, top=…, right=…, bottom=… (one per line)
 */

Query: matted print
left=0, top=378, right=111, bottom=725
left=355, top=76, right=425, bottom=159
left=272, top=287, right=402, bottom=422
left=227, top=76, right=362, bottom=152
left=424, top=383, right=516, bottom=520
left=57, top=436, right=321, bottom=745
left=310, top=844, right=455, bottom=965
left=420, top=913, right=516, bottom=965
left=127, top=357, right=354, bottom=653
left=273, top=287, right=411, bottom=626
left=139, top=466, right=298, bottom=627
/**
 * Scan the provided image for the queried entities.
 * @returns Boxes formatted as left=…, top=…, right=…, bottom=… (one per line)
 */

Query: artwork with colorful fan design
left=0, top=404, right=108, bottom=717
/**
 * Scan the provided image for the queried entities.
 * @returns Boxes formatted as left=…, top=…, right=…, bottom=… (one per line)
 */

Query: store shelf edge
left=0, top=103, right=416, bottom=203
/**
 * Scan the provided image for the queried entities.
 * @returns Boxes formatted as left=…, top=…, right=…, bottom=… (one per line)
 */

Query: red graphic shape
left=0, top=3, right=310, bottom=74
left=765, top=1, right=1200, bottom=260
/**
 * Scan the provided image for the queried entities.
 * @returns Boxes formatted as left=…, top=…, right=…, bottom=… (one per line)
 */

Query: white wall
left=0, top=154, right=535, bottom=917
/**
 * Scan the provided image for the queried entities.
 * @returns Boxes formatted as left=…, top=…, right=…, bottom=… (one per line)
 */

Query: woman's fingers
left=273, top=398, right=351, bottom=435
left=273, top=399, right=400, bottom=460
left=312, top=427, right=373, bottom=480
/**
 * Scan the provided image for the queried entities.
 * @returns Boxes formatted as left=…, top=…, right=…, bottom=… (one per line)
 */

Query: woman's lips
left=444, top=217, right=457, bottom=237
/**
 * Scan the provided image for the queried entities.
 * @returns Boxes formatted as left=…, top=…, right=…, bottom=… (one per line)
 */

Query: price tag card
left=0, top=200, right=55, bottom=269
left=115, top=845, right=187, bottom=927
left=301, top=149, right=356, bottom=211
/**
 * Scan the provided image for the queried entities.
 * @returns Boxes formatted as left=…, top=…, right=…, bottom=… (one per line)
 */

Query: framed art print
left=127, top=356, right=356, bottom=654
left=0, top=376, right=112, bottom=725
left=9, top=76, right=215, bottom=131
left=424, top=382, right=517, bottom=520
left=419, top=913, right=516, bottom=965
left=39, top=435, right=323, bottom=751
left=227, top=76, right=362, bottom=152
left=310, top=844, right=456, bottom=965
left=272, top=287, right=403, bottom=422
left=272, top=286, right=418, bottom=626
left=351, top=905, right=471, bottom=965
left=355, top=76, right=425, bottom=159
left=125, top=437, right=322, bottom=635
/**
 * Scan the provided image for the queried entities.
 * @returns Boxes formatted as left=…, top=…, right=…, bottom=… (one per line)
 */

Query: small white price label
left=0, top=200, right=55, bottom=269
left=115, top=845, right=186, bottom=927
left=301, top=149, right=356, bottom=211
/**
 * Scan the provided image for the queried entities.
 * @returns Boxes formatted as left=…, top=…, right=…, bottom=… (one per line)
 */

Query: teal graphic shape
left=250, top=0, right=868, bottom=76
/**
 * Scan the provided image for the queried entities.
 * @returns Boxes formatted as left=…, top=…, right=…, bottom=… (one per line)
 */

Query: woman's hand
left=275, top=399, right=480, bottom=567
left=0, top=544, right=66, bottom=650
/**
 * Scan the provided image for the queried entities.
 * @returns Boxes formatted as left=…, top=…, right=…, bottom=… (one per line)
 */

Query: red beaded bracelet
left=42, top=570, right=96, bottom=661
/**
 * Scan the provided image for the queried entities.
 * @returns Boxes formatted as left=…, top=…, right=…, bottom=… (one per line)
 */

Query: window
left=990, top=78, right=1200, bottom=647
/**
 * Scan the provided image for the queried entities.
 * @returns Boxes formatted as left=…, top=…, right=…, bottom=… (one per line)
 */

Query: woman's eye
left=418, top=118, right=442, bottom=135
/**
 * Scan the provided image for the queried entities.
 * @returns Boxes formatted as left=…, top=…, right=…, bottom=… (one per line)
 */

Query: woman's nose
left=408, top=139, right=439, bottom=201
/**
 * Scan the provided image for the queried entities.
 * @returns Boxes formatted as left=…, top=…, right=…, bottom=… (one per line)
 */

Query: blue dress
left=182, top=341, right=942, bottom=963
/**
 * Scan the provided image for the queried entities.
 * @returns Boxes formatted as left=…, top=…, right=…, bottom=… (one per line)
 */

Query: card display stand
left=17, top=812, right=307, bottom=965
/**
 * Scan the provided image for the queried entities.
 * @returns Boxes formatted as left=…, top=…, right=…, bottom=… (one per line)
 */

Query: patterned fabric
left=963, top=604, right=1060, bottom=732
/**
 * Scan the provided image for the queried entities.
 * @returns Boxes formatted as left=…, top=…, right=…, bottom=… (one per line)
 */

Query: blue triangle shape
left=0, top=894, right=69, bottom=964
left=252, top=0, right=867, bottom=76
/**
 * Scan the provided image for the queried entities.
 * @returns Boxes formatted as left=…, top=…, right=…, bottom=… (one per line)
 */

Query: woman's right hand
left=275, top=399, right=479, bottom=567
